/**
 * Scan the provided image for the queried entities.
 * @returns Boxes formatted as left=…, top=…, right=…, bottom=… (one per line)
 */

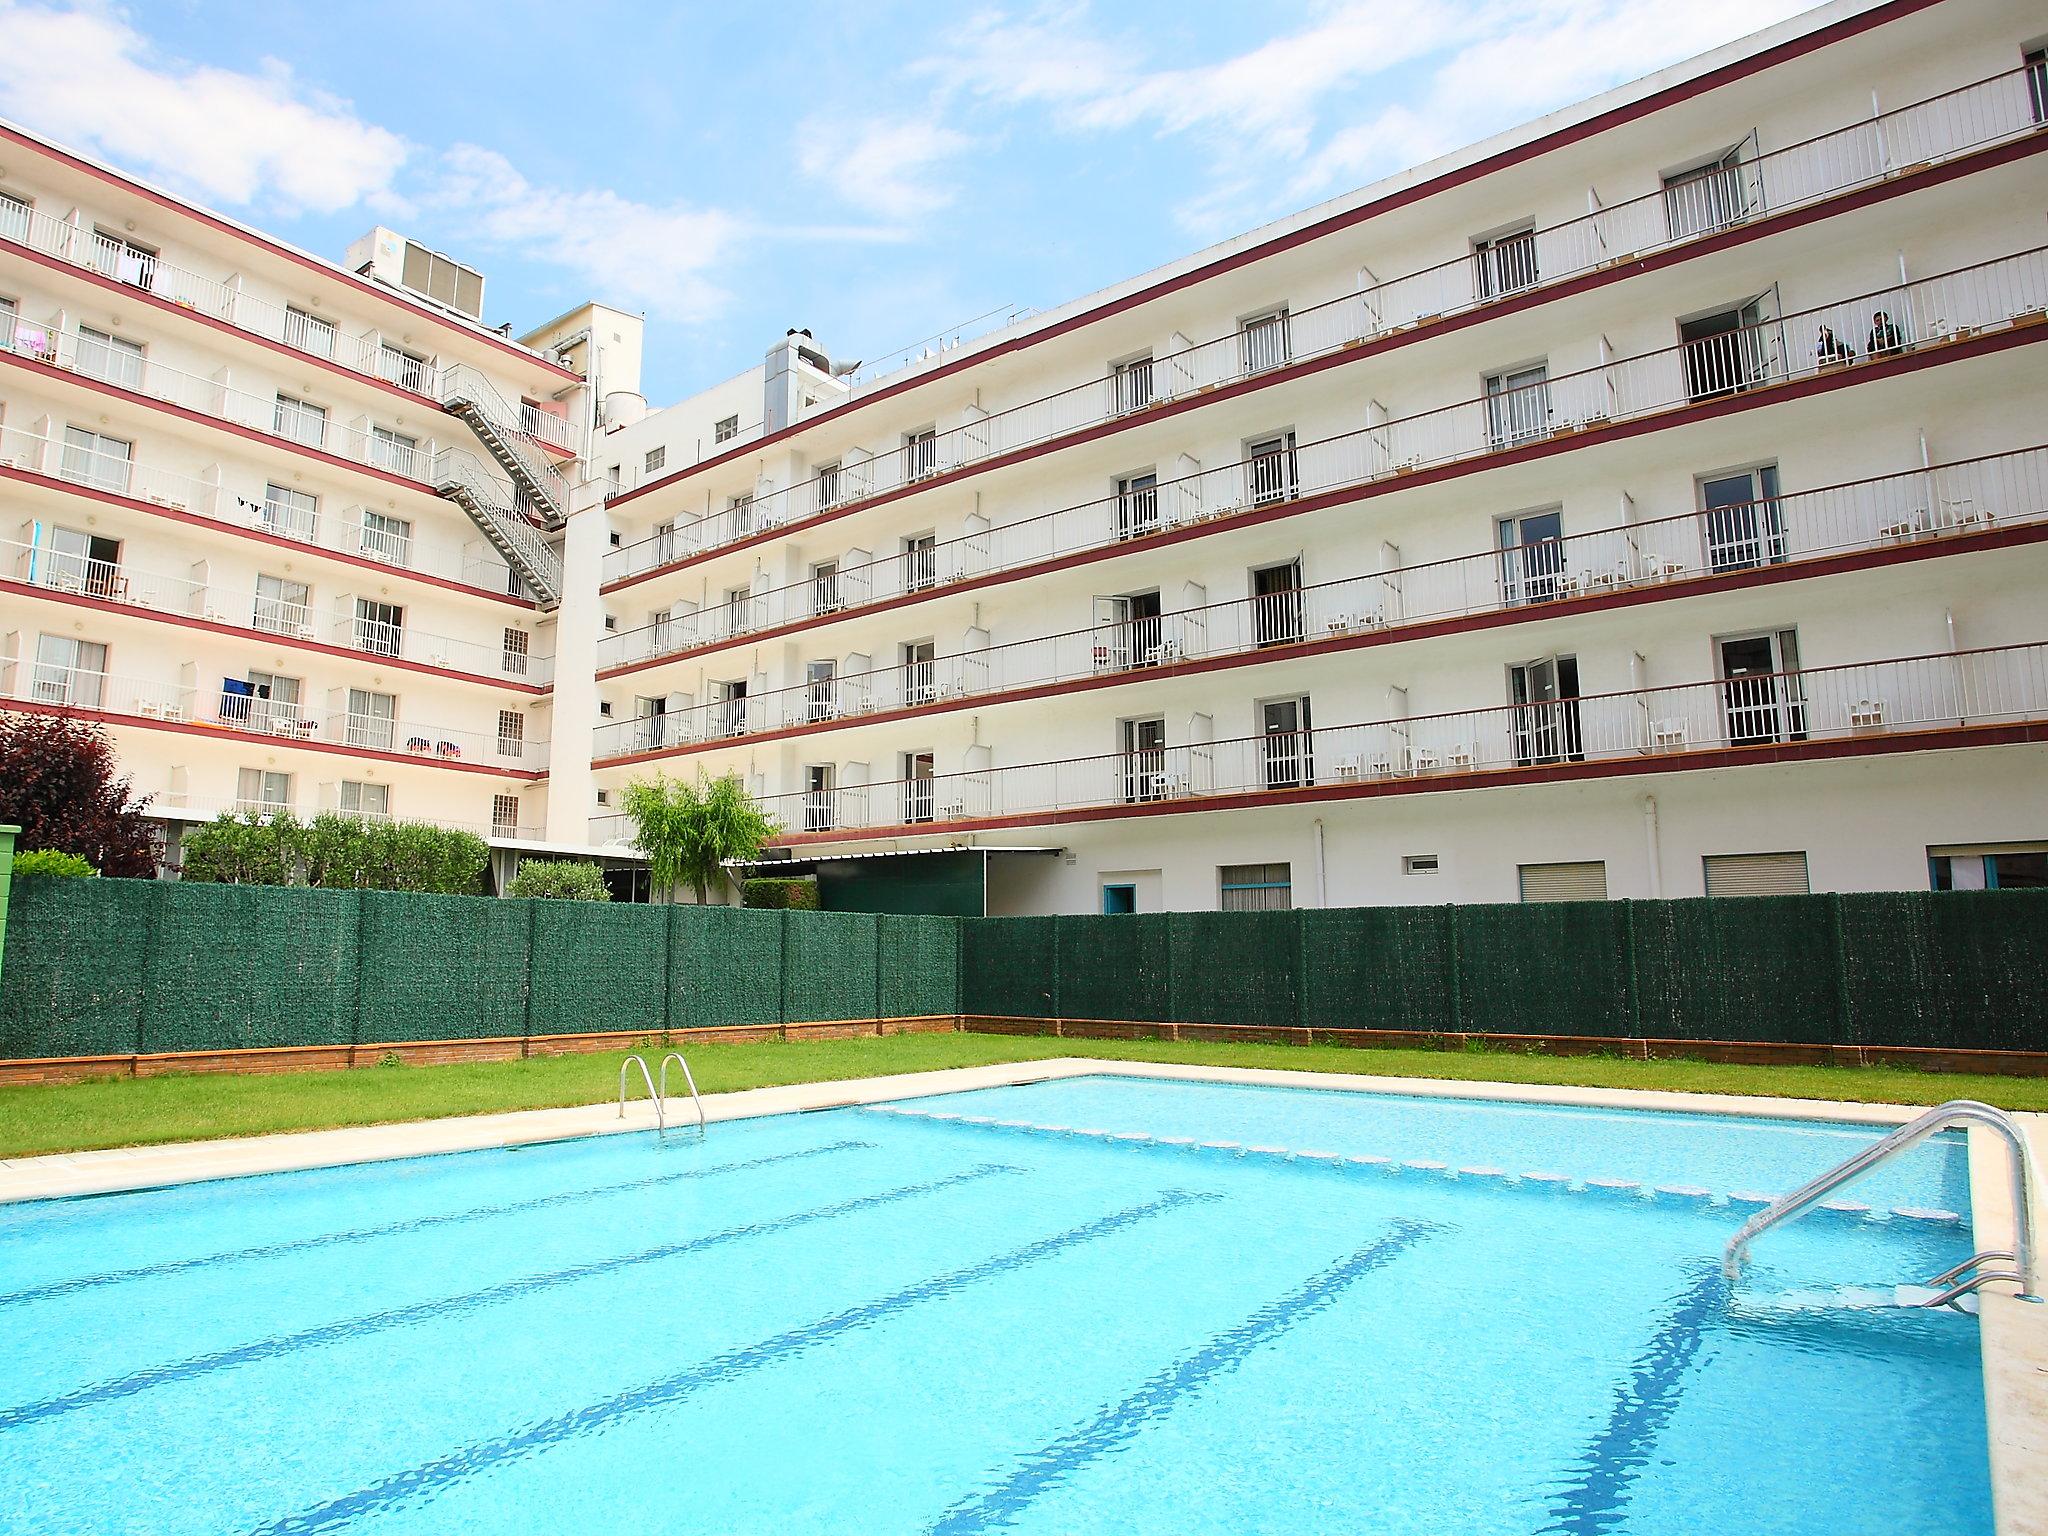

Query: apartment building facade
left=579, top=0, right=2048, bottom=914
left=0, top=124, right=585, bottom=869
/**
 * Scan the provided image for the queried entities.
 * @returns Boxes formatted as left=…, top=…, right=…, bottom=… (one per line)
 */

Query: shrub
left=508, top=859, right=612, bottom=901
left=0, top=715, right=158, bottom=877
left=180, top=811, right=301, bottom=886
left=11, top=848, right=98, bottom=878
left=743, top=877, right=820, bottom=910
left=178, top=811, right=488, bottom=894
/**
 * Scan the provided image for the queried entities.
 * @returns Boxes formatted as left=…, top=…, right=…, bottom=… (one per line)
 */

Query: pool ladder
left=1722, top=1099, right=2041, bottom=1307
left=618, top=1052, right=708, bottom=1140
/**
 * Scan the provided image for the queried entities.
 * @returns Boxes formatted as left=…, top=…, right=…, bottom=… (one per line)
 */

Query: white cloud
left=0, top=1, right=408, bottom=214
left=802, top=117, right=972, bottom=221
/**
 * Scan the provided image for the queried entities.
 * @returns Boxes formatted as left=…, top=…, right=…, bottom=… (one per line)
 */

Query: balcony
left=598, top=245, right=2048, bottom=672
left=700, top=643, right=2048, bottom=843
left=600, top=61, right=2046, bottom=584
left=0, top=663, right=548, bottom=771
left=0, top=422, right=528, bottom=598
left=589, top=447, right=2048, bottom=761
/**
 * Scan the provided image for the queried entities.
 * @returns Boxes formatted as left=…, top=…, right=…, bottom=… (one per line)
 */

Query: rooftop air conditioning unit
left=345, top=227, right=486, bottom=320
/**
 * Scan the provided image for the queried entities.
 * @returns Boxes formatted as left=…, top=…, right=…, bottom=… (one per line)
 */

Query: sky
left=0, top=0, right=1820, bottom=404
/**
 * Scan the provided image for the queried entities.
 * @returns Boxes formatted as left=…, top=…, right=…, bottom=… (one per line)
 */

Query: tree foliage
left=622, top=772, right=780, bottom=904
left=11, top=849, right=98, bottom=878
left=179, top=812, right=488, bottom=894
left=0, top=715, right=158, bottom=877
left=507, top=858, right=612, bottom=901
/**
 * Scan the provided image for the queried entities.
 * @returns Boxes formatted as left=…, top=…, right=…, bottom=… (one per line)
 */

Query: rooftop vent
left=345, top=227, right=486, bottom=320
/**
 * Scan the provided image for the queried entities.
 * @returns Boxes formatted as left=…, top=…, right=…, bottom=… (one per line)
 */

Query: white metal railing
left=601, top=62, right=2045, bottom=581
left=588, top=447, right=2048, bottom=759
left=599, top=246, right=2048, bottom=670
left=0, top=662, right=548, bottom=769
left=659, top=643, right=2044, bottom=840
left=0, top=422, right=526, bottom=597
left=438, top=363, right=576, bottom=511
left=1, top=535, right=555, bottom=684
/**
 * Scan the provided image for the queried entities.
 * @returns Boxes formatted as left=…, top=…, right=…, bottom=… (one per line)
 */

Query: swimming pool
left=0, top=1073, right=1992, bottom=1534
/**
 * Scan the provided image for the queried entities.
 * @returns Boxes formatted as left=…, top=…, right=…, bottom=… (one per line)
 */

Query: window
left=91, top=229, right=156, bottom=290
left=1518, top=861, right=1608, bottom=903
left=606, top=464, right=622, bottom=495
left=1498, top=507, right=1565, bottom=605
left=370, top=425, right=418, bottom=475
left=1679, top=299, right=1770, bottom=402
left=339, top=781, right=390, bottom=819
left=1112, top=355, right=1154, bottom=414
left=1101, top=883, right=1137, bottom=915
left=491, top=794, right=521, bottom=835
left=1485, top=364, right=1550, bottom=445
left=724, top=584, right=754, bottom=636
left=902, top=640, right=937, bottom=706
left=715, top=678, right=749, bottom=737
left=804, top=764, right=836, bottom=832
left=1716, top=629, right=1805, bottom=746
left=1509, top=654, right=1582, bottom=765
left=903, top=752, right=935, bottom=824
left=1402, top=855, right=1440, bottom=875
left=244, top=670, right=303, bottom=733
left=284, top=306, right=336, bottom=359
left=902, top=533, right=937, bottom=593
left=497, top=710, right=525, bottom=759
left=354, top=598, right=404, bottom=657
left=816, top=461, right=842, bottom=508
left=43, top=525, right=121, bottom=596
left=714, top=415, right=739, bottom=443
left=1239, top=309, right=1291, bottom=374
left=0, top=191, right=29, bottom=244
left=1115, top=471, right=1159, bottom=540
left=1252, top=560, right=1304, bottom=647
left=274, top=394, right=328, bottom=449
left=31, top=634, right=106, bottom=707
left=253, top=574, right=310, bottom=635
left=1261, top=696, right=1314, bottom=789
left=1663, top=146, right=1750, bottom=239
left=358, top=514, right=413, bottom=569
left=235, top=768, right=293, bottom=813
left=726, top=492, right=754, bottom=534
left=633, top=695, right=668, bottom=751
left=2030, top=47, right=2047, bottom=125
left=345, top=688, right=396, bottom=750
left=903, top=428, right=938, bottom=481
left=377, top=343, right=430, bottom=393
left=1121, top=716, right=1167, bottom=803
left=806, top=659, right=838, bottom=722
left=59, top=427, right=132, bottom=494
left=1475, top=225, right=1538, bottom=300
left=1930, top=846, right=2048, bottom=891
left=812, top=559, right=842, bottom=614
left=1703, top=851, right=1810, bottom=897
left=76, top=325, right=144, bottom=389
left=1698, top=465, right=1784, bottom=572
left=262, top=483, right=320, bottom=542
left=1093, top=591, right=1162, bottom=670
left=501, top=628, right=530, bottom=676
left=1245, top=431, right=1298, bottom=507
left=1220, top=863, right=1292, bottom=912
left=644, top=446, right=666, bottom=474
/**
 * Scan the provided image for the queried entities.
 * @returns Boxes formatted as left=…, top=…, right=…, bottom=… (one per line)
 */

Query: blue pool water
left=0, top=1075, right=1990, bottom=1534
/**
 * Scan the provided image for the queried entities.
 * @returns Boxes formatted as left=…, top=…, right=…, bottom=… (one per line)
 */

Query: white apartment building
left=0, top=126, right=589, bottom=878
left=578, top=0, right=2048, bottom=915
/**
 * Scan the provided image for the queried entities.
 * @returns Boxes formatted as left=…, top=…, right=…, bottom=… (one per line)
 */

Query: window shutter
left=1703, top=851, right=1809, bottom=898
left=1518, top=861, right=1608, bottom=903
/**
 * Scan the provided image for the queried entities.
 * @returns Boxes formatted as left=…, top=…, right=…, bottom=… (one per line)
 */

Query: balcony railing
left=3, top=534, right=552, bottom=683
left=0, top=663, right=547, bottom=769
left=590, top=447, right=2048, bottom=759
left=0, top=422, right=526, bottom=598
left=611, top=643, right=2044, bottom=842
left=599, top=246, right=2048, bottom=671
left=601, top=62, right=2046, bottom=582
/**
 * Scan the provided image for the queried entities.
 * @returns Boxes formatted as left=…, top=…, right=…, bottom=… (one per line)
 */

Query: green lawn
left=2, top=1031, right=2044, bottom=1160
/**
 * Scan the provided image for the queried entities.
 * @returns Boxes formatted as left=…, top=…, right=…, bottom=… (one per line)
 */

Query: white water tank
left=602, top=391, right=647, bottom=428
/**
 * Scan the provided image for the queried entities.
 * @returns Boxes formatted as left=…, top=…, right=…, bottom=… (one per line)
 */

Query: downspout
left=1640, top=795, right=1663, bottom=899
left=1312, top=818, right=1329, bottom=908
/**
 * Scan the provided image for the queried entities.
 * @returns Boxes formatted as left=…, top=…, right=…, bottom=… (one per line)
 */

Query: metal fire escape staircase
left=432, top=447, right=564, bottom=609
left=430, top=365, right=576, bottom=609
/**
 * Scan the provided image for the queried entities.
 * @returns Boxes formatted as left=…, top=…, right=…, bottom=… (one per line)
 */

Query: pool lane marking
left=1537, top=1265, right=1727, bottom=1536
left=925, top=1218, right=1442, bottom=1535
left=0, top=1163, right=1017, bottom=1434
left=0, top=1141, right=876, bottom=1310
left=241, top=1190, right=1222, bottom=1536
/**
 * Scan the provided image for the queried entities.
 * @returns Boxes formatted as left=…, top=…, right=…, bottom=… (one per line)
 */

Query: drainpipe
left=1639, top=796, right=1663, bottom=899
left=1312, top=818, right=1329, bottom=908
left=0, top=825, right=17, bottom=996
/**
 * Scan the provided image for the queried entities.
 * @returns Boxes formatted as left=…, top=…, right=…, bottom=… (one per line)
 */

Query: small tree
left=508, top=859, right=612, bottom=900
left=180, top=810, right=301, bottom=885
left=0, top=715, right=158, bottom=876
left=622, top=771, right=779, bottom=905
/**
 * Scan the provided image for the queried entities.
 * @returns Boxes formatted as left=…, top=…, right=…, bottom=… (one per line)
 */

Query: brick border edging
left=958, top=1017, right=2048, bottom=1078
left=0, top=1017, right=962, bottom=1085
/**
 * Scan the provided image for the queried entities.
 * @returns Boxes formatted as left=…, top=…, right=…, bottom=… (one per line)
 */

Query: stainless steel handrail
left=659, top=1052, right=708, bottom=1138
left=1723, top=1099, right=2040, bottom=1302
left=618, top=1053, right=664, bottom=1135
